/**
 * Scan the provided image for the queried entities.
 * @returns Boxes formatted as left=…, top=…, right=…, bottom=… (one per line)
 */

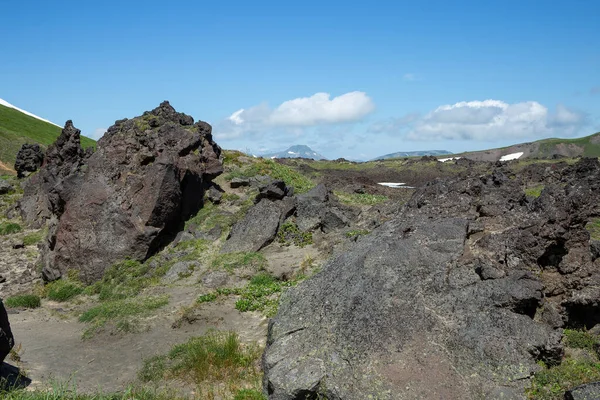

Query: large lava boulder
left=14, top=144, right=44, bottom=178
left=20, top=101, right=223, bottom=283
left=263, top=158, right=600, bottom=399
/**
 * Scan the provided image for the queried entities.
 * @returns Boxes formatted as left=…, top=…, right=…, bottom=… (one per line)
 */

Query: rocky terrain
left=1, top=103, right=600, bottom=400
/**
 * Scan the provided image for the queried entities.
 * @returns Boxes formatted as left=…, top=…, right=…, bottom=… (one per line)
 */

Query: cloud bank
left=372, top=100, right=585, bottom=141
left=216, top=91, right=374, bottom=139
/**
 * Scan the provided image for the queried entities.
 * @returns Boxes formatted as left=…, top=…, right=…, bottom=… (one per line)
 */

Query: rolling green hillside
left=0, top=104, right=95, bottom=174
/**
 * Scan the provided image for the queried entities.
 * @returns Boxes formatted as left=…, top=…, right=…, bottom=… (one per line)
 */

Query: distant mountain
left=262, top=145, right=327, bottom=160
left=0, top=98, right=95, bottom=174
left=371, top=150, right=451, bottom=161
left=450, top=131, right=600, bottom=162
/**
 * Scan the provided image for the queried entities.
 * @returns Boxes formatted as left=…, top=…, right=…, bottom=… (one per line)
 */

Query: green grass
left=586, top=218, right=600, bottom=241
left=277, top=221, right=313, bottom=247
left=0, top=103, right=95, bottom=173
left=139, top=330, right=260, bottom=386
left=563, top=329, right=600, bottom=353
left=46, top=279, right=84, bottom=302
left=1, top=383, right=186, bottom=399
left=525, top=184, right=545, bottom=198
left=0, top=222, right=22, bottom=235
left=537, top=133, right=600, bottom=158
left=22, top=230, right=44, bottom=246
left=184, top=202, right=237, bottom=233
left=233, top=389, right=266, bottom=400
left=4, top=294, right=41, bottom=309
left=225, top=159, right=315, bottom=194
left=346, top=229, right=370, bottom=238
left=526, top=359, right=600, bottom=400
left=79, top=295, right=169, bottom=338
left=199, top=273, right=299, bottom=317
left=85, top=259, right=167, bottom=301
left=334, top=191, right=388, bottom=206
left=211, top=252, right=267, bottom=272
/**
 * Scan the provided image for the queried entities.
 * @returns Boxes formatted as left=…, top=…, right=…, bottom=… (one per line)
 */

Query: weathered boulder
left=565, top=381, right=600, bottom=400
left=0, top=300, right=14, bottom=364
left=295, top=184, right=352, bottom=233
left=255, top=180, right=292, bottom=203
left=263, top=158, right=600, bottom=399
left=14, top=144, right=44, bottom=178
left=0, top=179, right=13, bottom=195
left=20, top=102, right=223, bottom=283
left=221, top=197, right=296, bottom=254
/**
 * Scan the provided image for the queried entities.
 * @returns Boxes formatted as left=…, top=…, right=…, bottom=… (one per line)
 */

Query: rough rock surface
left=221, top=197, right=295, bottom=254
left=19, top=102, right=223, bottom=283
left=263, top=158, right=600, bottom=399
left=0, top=179, right=13, bottom=195
left=295, top=184, right=352, bottom=233
left=0, top=300, right=14, bottom=364
left=18, top=121, right=88, bottom=227
left=565, top=381, right=600, bottom=400
left=14, top=144, right=45, bottom=178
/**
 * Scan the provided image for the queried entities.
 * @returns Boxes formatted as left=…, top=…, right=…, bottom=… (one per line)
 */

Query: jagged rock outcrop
left=19, top=102, right=223, bottom=283
left=0, top=300, right=14, bottom=364
left=295, top=184, right=353, bottom=233
left=18, top=122, right=88, bottom=227
left=263, top=158, right=600, bottom=399
left=14, top=144, right=44, bottom=178
left=565, top=381, right=600, bottom=400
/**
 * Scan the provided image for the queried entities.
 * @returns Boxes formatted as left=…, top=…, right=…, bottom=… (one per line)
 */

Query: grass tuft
left=0, top=222, right=22, bottom=235
left=211, top=252, right=267, bottom=272
left=525, top=184, right=545, bottom=198
left=4, top=294, right=41, bottom=309
left=526, top=359, right=600, bottom=400
left=46, top=279, right=83, bottom=302
left=139, top=330, right=261, bottom=386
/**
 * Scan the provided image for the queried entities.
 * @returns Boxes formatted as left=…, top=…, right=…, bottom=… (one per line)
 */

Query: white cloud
left=91, top=128, right=107, bottom=140
left=215, top=91, right=374, bottom=140
left=375, top=100, right=585, bottom=141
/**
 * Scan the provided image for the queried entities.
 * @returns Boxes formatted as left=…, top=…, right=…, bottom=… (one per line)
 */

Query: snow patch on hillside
left=499, top=152, right=524, bottom=161
left=0, top=98, right=61, bottom=127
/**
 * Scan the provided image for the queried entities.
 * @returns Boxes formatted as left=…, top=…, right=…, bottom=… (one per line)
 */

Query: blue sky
left=1, top=0, right=599, bottom=160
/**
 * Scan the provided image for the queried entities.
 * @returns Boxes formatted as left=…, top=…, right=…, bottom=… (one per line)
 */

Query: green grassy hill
left=0, top=104, right=95, bottom=174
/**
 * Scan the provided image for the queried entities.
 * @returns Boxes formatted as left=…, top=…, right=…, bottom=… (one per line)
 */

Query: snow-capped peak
left=0, top=98, right=61, bottom=127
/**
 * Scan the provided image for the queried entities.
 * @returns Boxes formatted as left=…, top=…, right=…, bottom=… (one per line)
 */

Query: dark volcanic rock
left=18, top=121, right=88, bottom=227
left=20, top=102, right=223, bottom=283
left=0, top=179, right=13, bottom=195
left=255, top=180, right=290, bottom=203
left=295, top=184, right=352, bottom=233
left=263, top=159, right=600, bottom=399
left=14, top=144, right=44, bottom=178
left=221, top=197, right=296, bottom=254
left=565, top=382, right=600, bottom=400
left=0, top=300, right=14, bottom=364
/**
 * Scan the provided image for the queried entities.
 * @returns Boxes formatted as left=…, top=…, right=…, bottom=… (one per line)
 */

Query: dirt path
left=9, top=285, right=268, bottom=393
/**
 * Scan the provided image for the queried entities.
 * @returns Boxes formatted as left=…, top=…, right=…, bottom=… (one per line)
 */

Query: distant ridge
left=371, top=149, right=451, bottom=161
left=0, top=98, right=95, bottom=174
left=449, top=131, right=600, bottom=162
left=262, top=145, right=327, bottom=160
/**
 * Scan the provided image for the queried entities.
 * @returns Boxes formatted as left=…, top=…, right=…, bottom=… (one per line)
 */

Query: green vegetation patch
left=563, top=329, right=600, bottom=353
left=346, top=229, right=370, bottom=238
left=4, top=294, right=41, bottom=309
left=233, top=389, right=267, bottom=400
left=22, top=230, right=44, bottom=246
left=225, top=159, right=314, bottom=194
left=526, top=359, right=600, bottom=400
left=277, top=221, right=313, bottom=247
left=334, top=191, right=388, bottom=206
left=86, top=259, right=167, bottom=301
left=199, top=273, right=299, bottom=317
left=139, top=330, right=260, bottom=386
left=1, top=383, right=185, bottom=400
left=184, top=202, right=237, bottom=233
left=46, top=279, right=84, bottom=302
left=525, top=184, right=545, bottom=198
left=79, top=295, right=169, bottom=338
left=0, top=222, right=22, bottom=235
left=211, top=252, right=267, bottom=272
left=586, top=218, right=600, bottom=241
